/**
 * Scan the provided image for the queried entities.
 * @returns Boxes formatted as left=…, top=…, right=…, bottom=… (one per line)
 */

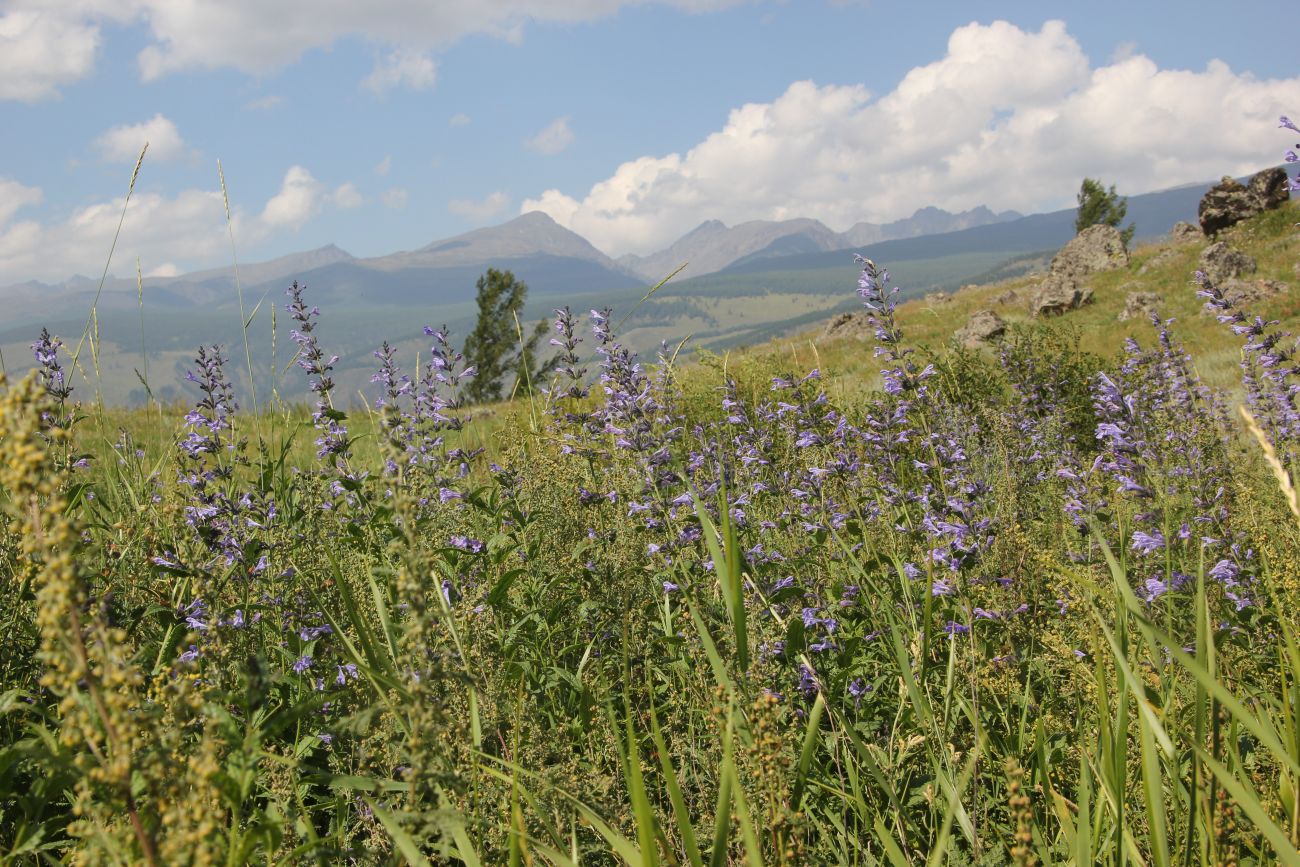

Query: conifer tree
left=462, top=268, right=553, bottom=404
left=1075, top=177, right=1135, bottom=246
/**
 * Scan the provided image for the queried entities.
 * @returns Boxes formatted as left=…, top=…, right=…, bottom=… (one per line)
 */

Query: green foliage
left=1076, top=177, right=1136, bottom=246
left=462, top=268, right=552, bottom=404
left=8, top=202, right=1300, bottom=866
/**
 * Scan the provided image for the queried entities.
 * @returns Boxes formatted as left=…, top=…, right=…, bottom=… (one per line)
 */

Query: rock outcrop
left=1050, top=224, right=1130, bottom=278
left=821, top=310, right=870, bottom=341
left=955, top=310, right=1006, bottom=348
left=1170, top=221, right=1202, bottom=243
left=1199, top=241, right=1256, bottom=284
left=1029, top=224, right=1126, bottom=317
left=1031, top=274, right=1094, bottom=317
left=1198, top=168, right=1290, bottom=236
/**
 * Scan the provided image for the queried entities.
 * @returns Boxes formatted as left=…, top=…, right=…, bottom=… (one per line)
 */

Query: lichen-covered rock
left=1198, top=168, right=1290, bottom=235
left=821, top=310, right=870, bottom=341
left=1199, top=241, right=1256, bottom=284
left=924, top=291, right=950, bottom=305
left=1050, top=224, right=1129, bottom=278
left=1170, top=221, right=1202, bottom=243
left=955, top=310, right=1006, bottom=347
left=1031, top=274, right=1094, bottom=317
left=1249, top=167, right=1291, bottom=211
left=1118, top=289, right=1162, bottom=322
left=992, top=289, right=1019, bottom=305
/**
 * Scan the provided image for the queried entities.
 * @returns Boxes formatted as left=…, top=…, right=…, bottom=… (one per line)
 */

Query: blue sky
left=1, top=0, right=1297, bottom=283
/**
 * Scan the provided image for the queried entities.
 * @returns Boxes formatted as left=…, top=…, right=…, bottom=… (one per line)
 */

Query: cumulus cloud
left=448, top=190, right=509, bottom=222
left=0, top=178, right=43, bottom=228
left=525, top=116, right=575, bottom=155
left=0, top=164, right=362, bottom=283
left=448, top=112, right=472, bottom=127
left=3, top=1, right=743, bottom=99
left=332, top=182, right=363, bottom=209
left=523, top=20, right=1300, bottom=256
left=364, top=48, right=437, bottom=94
left=260, top=165, right=323, bottom=229
left=0, top=186, right=233, bottom=284
left=0, top=4, right=105, bottom=101
left=94, top=113, right=189, bottom=162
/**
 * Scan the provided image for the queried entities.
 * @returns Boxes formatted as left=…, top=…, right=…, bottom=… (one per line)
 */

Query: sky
left=1, top=0, right=1298, bottom=285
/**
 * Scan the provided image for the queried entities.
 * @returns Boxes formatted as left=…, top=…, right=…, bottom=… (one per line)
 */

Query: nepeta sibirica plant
left=9, top=119, right=1300, bottom=866
left=172, top=344, right=274, bottom=575
left=373, top=325, right=480, bottom=526
left=285, top=281, right=365, bottom=513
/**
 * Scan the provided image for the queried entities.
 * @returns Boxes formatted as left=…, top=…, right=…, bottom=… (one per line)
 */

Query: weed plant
left=3, top=134, right=1300, bottom=866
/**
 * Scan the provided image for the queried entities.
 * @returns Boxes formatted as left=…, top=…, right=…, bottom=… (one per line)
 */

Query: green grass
left=2, top=203, right=1300, bottom=864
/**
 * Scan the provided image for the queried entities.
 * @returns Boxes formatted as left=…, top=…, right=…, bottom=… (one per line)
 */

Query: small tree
left=461, top=268, right=554, bottom=404
left=1076, top=177, right=1135, bottom=246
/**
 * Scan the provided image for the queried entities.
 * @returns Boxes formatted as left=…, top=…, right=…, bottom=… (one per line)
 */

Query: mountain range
left=0, top=171, right=1275, bottom=406
left=0, top=204, right=1030, bottom=326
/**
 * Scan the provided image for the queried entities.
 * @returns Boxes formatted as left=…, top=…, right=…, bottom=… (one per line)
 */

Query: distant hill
left=718, top=178, right=1213, bottom=277
left=367, top=210, right=623, bottom=272
left=0, top=213, right=643, bottom=328
left=615, top=206, right=1021, bottom=282
left=2, top=170, right=1291, bottom=409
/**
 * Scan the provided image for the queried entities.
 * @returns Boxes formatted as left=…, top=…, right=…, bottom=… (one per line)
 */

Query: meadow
left=3, top=191, right=1300, bottom=866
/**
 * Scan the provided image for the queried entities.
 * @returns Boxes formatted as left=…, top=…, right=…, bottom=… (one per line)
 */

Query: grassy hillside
left=4, top=199, right=1300, bottom=864
left=0, top=248, right=1028, bottom=407
left=743, top=201, right=1300, bottom=402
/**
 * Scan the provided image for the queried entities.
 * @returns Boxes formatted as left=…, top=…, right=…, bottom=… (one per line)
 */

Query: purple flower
left=293, top=655, right=313, bottom=674
left=449, top=535, right=484, bottom=553
left=1142, top=576, right=1169, bottom=602
left=1131, top=530, right=1166, bottom=556
left=797, top=664, right=819, bottom=698
left=299, top=624, right=333, bottom=641
left=1208, top=559, right=1239, bottom=582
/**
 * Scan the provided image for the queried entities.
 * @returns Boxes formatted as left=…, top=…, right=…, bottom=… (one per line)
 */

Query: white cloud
left=381, top=187, right=409, bottom=209
left=448, top=112, right=471, bottom=127
left=332, top=182, right=363, bottom=209
left=260, top=165, right=323, bottom=229
left=523, top=20, right=1300, bottom=256
left=0, top=178, right=43, bottom=228
left=2, top=2, right=744, bottom=99
left=448, top=190, right=509, bottom=222
left=0, top=4, right=104, bottom=101
left=374, top=155, right=392, bottom=176
left=146, top=262, right=180, bottom=277
left=525, top=116, right=575, bottom=155
left=0, top=163, right=361, bottom=283
left=94, top=113, right=189, bottom=162
left=0, top=186, right=232, bottom=284
left=363, top=48, right=437, bottom=94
